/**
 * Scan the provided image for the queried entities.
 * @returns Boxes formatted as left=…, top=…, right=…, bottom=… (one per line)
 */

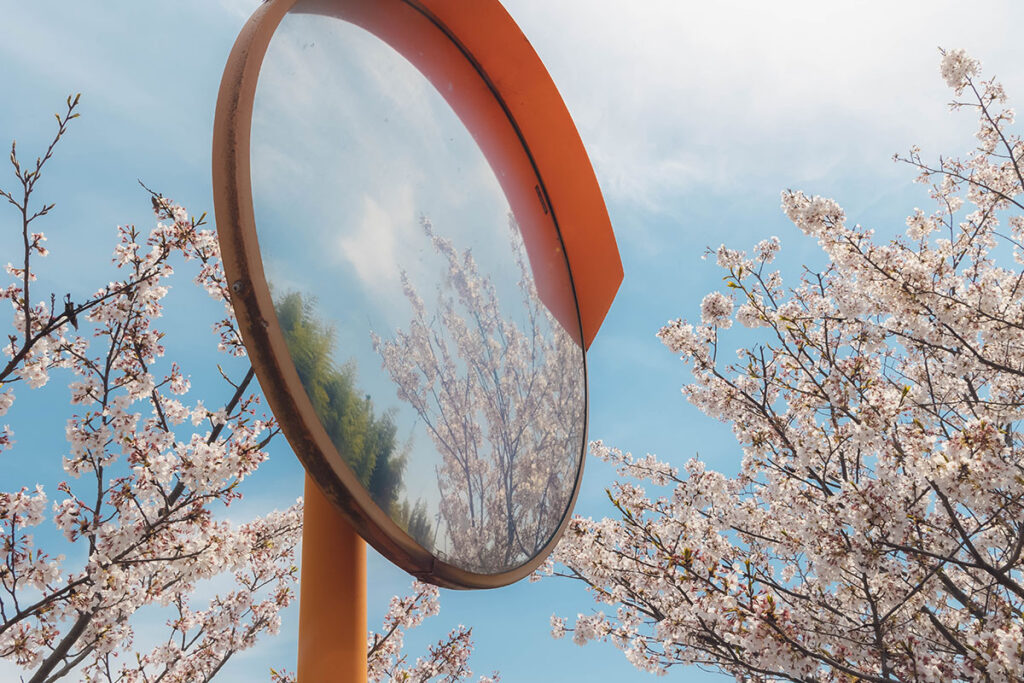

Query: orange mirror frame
left=213, top=0, right=622, bottom=588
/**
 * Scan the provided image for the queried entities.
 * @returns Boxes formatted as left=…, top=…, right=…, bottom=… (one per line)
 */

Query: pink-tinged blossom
left=753, top=236, right=781, bottom=264
left=550, top=615, right=567, bottom=639
left=0, top=390, right=13, bottom=416
left=940, top=48, right=980, bottom=92
left=699, top=291, right=733, bottom=328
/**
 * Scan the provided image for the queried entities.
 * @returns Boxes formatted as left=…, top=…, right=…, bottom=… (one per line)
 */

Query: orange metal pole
left=298, top=474, right=367, bottom=683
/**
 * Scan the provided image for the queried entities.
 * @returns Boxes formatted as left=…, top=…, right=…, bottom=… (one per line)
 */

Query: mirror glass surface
left=249, top=6, right=586, bottom=574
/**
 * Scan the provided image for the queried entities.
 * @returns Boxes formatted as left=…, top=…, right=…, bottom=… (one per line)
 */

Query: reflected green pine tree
left=274, top=291, right=433, bottom=547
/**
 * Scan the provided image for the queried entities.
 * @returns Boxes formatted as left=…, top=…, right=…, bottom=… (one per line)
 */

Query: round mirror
left=214, top=0, right=618, bottom=587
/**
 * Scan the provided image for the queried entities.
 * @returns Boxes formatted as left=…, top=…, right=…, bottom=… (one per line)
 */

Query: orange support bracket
left=298, top=474, right=367, bottom=682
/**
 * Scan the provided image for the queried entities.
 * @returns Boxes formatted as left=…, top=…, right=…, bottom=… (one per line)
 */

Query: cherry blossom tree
left=0, top=98, right=491, bottom=682
left=544, top=50, right=1024, bottom=682
left=0, top=95, right=302, bottom=682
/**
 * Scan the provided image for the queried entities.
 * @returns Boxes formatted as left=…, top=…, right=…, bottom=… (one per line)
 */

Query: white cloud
left=501, top=0, right=1024, bottom=209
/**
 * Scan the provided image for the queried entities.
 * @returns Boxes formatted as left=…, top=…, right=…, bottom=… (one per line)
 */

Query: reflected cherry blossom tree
left=374, top=219, right=585, bottom=574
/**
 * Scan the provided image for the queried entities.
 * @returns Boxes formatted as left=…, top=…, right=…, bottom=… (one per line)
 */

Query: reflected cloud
left=336, top=189, right=413, bottom=298
left=251, top=10, right=512, bottom=329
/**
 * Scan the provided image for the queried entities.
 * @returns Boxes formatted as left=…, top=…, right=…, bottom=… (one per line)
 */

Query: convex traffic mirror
left=213, top=0, right=622, bottom=588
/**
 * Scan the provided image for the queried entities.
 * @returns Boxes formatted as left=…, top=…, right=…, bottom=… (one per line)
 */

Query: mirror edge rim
left=212, top=0, right=592, bottom=589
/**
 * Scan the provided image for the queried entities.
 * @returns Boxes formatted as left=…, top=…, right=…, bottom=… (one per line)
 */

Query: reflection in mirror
left=250, top=6, right=585, bottom=573
left=373, top=219, right=585, bottom=572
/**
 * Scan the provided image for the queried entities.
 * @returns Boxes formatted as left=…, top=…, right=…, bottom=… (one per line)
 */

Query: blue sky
left=2, top=0, right=1024, bottom=681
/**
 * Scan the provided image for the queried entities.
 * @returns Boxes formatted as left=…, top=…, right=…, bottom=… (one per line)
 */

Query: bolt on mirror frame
left=212, top=0, right=623, bottom=589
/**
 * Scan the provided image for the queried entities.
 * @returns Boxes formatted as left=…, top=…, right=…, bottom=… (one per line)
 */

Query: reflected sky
left=250, top=8, right=586, bottom=574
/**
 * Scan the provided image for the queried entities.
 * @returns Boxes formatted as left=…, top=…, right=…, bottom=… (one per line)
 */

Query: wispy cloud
left=337, top=189, right=413, bottom=298
left=504, top=0, right=1024, bottom=210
